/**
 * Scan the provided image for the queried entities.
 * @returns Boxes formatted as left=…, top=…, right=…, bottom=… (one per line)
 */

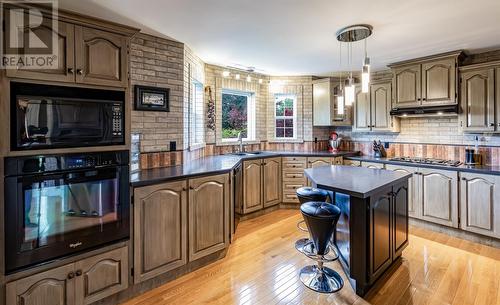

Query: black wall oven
left=4, top=151, right=130, bottom=274
left=11, top=82, right=125, bottom=150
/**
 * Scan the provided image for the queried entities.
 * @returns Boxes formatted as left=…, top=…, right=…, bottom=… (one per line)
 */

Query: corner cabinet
left=133, top=180, right=187, bottom=283
left=389, top=51, right=462, bottom=108
left=459, top=172, right=500, bottom=238
left=459, top=64, right=497, bottom=133
left=243, top=159, right=264, bottom=213
left=353, top=82, right=399, bottom=133
left=6, top=247, right=129, bottom=305
left=4, top=12, right=135, bottom=87
left=188, top=174, right=230, bottom=261
left=263, top=157, right=282, bottom=207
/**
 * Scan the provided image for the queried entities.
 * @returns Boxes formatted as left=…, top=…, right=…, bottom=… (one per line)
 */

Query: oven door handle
left=64, top=170, right=101, bottom=183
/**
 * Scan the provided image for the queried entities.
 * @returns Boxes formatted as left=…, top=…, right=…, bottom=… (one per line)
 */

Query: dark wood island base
left=304, top=165, right=411, bottom=296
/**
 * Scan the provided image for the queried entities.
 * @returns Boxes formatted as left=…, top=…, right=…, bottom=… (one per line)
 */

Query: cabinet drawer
left=283, top=172, right=306, bottom=180
left=283, top=193, right=300, bottom=203
left=283, top=162, right=306, bottom=171
left=362, top=161, right=385, bottom=169
left=283, top=156, right=307, bottom=163
left=344, top=159, right=361, bottom=166
left=283, top=181, right=306, bottom=193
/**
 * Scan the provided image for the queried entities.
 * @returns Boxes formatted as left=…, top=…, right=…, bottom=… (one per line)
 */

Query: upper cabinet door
left=74, top=26, right=128, bottom=87
left=353, top=88, right=371, bottom=132
left=421, top=58, right=456, bottom=105
left=370, top=82, right=392, bottom=131
left=393, top=64, right=421, bottom=108
left=5, top=20, right=75, bottom=83
left=460, top=68, right=495, bottom=132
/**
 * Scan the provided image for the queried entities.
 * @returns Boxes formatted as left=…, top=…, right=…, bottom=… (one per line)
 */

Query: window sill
left=189, top=143, right=206, bottom=151
left=216, top=140, right=260, bottom=146
left=268, top=139, right=304, bottom=144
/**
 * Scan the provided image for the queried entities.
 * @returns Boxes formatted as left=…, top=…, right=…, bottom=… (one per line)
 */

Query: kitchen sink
left=231, top=151, right=263, bottom=156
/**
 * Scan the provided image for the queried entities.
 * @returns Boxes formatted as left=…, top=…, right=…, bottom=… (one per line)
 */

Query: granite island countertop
left=131, top=150, right=359, bottom=187
left=345, top=155, right=500, bottom=175
left=304, top=165, right=412, bottom=198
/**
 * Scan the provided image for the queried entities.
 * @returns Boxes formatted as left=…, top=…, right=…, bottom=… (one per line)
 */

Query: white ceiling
left=59, top=0, right=500, bottom=76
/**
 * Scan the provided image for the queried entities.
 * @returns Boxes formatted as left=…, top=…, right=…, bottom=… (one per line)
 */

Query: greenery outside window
left=221, top=89, right=255, bottom=141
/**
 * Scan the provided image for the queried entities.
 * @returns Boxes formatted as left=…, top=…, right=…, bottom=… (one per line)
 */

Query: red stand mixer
left=328, top=132, right=342, bottom=153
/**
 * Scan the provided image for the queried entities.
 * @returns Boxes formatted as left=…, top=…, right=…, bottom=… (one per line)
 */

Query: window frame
left=221, top=89, right=256, bottom=142
left=189, top=80, right=205, bottom=149
left=274, top=93, right=297, bottom=140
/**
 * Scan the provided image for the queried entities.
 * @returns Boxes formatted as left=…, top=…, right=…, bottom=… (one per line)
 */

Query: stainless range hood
left=390, top=104, right=459, bottom=117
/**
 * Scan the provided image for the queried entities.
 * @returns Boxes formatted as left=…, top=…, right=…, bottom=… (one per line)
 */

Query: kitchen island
left=304, top=165, right=412, bottom=296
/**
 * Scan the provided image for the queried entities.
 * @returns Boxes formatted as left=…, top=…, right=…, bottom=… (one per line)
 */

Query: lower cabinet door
left=420, top=168, right=459, bottom=227
left=460, top=172, right=500, bottom=238
left=188, top=174, right=230, bottom=261
left=385, top=164, right=420, bottom=219
left=75, top=247, right=128, bottom=305
left=392, top=181, right=409, bottom=258
left=133, top=181, right=188, bottom=283
left=368, top=188, right=393, bottom=281
left=6, top=264, right=76, bottom=305
left=263, top=157, right=282, bottom=207
left=243, top=160, right=263, bottom=213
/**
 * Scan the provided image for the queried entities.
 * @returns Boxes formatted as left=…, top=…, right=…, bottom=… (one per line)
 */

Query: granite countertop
left=130, top=150, right=359, bottom=187
left=304, top=165, right=412, bottom=198
left=345, top=155, right=500, bottom=175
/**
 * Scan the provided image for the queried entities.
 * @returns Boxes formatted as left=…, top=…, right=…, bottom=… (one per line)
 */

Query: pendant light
left=336, top=43, right=344, bottom=115
left=336, top=24, right=373, bottom=99
left=361, top=39, right=370, bottom=93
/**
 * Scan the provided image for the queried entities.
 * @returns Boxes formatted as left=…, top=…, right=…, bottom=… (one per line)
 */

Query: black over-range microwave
left=11, top=82, right=125, bottom=150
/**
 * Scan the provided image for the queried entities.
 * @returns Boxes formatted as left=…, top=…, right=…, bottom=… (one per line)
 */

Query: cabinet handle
left=461, top=177, right=467, bottom=181
left=189, top=186, right=194, bottom=190
left=75, top=270, right=82, bottom=277
left=292, top=165, right=296, bottom=168
left=490, top=123, right=495, bottom=127
left=67, top=272, right=75, bottom=279
left=68, top=68, right=74, bottom=74
left=422, top=98, right=426, bottom=101
left=76, top=69, right=84, bottom=75
left=182, top=187, right=187, bottom=191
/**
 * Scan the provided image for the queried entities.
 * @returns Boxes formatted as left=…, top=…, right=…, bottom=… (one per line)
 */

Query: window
left=190, top=81, right=204, bottom=147
left=221, top=89, right=255, bottom=141
left=274, top=94, right=297, bottom=139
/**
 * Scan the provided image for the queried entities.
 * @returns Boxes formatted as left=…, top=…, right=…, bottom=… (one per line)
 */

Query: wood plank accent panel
left=188, top=174, right=230, bottom=261
left=133, top=181, right=187, bottom=283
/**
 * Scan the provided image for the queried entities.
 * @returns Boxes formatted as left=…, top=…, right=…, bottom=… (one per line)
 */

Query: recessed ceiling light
left=258, top=79, right=263, bottom=84
left=246, top=75, right=251, bottom=82
left=222, top=70, right=230, bottom=77
left=437, top=111, right=443, bottom=115
left=235, top=74, right=240, bottom=80
left=402, top=114, right=408, bottom=117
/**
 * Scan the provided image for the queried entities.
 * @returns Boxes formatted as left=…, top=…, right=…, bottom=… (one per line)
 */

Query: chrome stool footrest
left=299, top=265, right=344, bottom=293
left=295, top=239, right=339, bottom=262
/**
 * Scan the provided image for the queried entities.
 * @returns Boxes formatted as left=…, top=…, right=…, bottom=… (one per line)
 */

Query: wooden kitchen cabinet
left=459, top=172, right=500, bottom=238
left=420, top=168, right=459, bottom=227
left=263, top=157, right=282, bottom=207
left=459, top=66, right=496, bottom=132
left=307, top=157, right=331, bottom=168
left=188, top=174, right=230, bottom=261
left=353, top=82, right=398, bottom=133
left=313, top=78, right=352, bottom=126
left=75, top=247, right=128, bottom=305
left=282, top=157, right=307, bottom=204
left=370, top=81, right=393, bottom=131
left=421, top=58, right=456, bottom=106
left=3, top=8, right=135, bottom=88
left=392, top=64, right=421, bottom=108
left=6, top=264, right=75, bottom=305
left=361, top=161, right=385, bottom=169
left=243, top=159, right=263, bottom=213
left=390, top=51, right=462, bottom=108
left=385, top=164, right=420, bottom=219
left=74, top=26, right=129, bottom=87
left=5, top=21, right=76, bottom=83
left=133, top=180, right=187, bottom=283
left=6, top=247, right=128, bottom=305
left=343, top=159, right=361, bottom=167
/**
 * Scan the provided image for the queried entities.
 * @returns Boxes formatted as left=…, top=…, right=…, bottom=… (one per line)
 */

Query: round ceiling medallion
left=336, top=24, right=373, bottom=42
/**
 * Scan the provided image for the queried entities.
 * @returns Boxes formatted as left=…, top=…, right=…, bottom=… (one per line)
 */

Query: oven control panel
left=112, top=104, right=123, bottom=137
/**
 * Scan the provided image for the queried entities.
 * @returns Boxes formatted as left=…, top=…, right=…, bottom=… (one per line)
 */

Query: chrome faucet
left=237, top=132, right=243, bottom=153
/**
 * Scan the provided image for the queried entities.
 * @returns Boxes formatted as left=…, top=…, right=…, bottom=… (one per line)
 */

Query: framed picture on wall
left=134, top=85, right=170, bottom=111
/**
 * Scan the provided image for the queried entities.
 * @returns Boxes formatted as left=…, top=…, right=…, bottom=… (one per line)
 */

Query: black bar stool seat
left=296, top=186, right=329, bottom=204
left=298, top=201, right=343, bottom=293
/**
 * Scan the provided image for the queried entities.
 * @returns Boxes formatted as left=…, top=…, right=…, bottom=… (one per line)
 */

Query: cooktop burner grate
left=389, top=156, right=461, bottom=167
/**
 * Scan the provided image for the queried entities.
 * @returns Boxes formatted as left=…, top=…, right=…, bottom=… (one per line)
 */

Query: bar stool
left=295, top=187, right=329, bottom=253
left=296, top=201, right=343, bottom=293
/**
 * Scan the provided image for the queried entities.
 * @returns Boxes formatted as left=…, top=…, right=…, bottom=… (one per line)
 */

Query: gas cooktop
left=389, top=156, right=462, bottom=167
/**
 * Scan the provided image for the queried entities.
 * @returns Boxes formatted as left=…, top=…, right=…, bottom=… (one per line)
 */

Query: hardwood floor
left=122, top=209, right=500, bottom=305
